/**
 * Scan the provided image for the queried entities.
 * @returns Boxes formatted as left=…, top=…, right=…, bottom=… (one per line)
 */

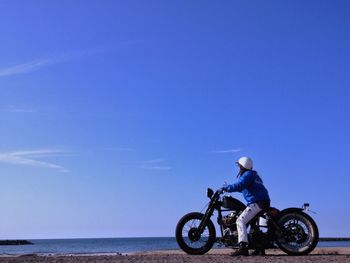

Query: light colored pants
left=236, top=203, right=262, bottom=243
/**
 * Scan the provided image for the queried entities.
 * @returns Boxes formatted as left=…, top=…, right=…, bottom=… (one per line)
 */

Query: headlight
left=207, top=188, right=214, bottom=198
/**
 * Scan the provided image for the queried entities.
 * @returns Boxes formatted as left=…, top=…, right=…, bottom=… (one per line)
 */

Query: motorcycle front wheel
left=277, top=211, right=319, bottom=255
left=175, top=212, right=216, bottom=255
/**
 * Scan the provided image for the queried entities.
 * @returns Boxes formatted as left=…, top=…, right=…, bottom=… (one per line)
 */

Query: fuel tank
left=222, top=196, right=246, bottom=211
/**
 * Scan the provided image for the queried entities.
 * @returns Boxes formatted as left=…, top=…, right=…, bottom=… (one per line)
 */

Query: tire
left=277, top=211, right=319, bottom=255
left=175, top=212, right=216, bottom=255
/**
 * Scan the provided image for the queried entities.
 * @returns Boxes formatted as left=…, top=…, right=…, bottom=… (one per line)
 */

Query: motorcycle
left=176, top=188, right=319, bottom=255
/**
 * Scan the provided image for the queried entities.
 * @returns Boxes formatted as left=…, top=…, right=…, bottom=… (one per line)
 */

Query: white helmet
left=237, top=157, right=253, bottom=170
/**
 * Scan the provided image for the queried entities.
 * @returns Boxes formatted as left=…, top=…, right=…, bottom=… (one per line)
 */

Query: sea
left=0, top=238, right=349, bottom=255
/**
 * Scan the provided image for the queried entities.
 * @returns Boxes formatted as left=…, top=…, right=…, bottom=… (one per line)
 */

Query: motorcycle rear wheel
left=175, top=212, right=216, bottom=255
left=277, top=211, right=319, bottom=255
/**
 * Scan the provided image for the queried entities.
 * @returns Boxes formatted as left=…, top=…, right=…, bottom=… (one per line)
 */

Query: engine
left=222, top=211, right=239, bottom=244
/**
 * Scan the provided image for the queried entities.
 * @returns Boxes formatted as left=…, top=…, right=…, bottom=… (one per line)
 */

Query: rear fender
left=279, top=207, right=304, bottom=216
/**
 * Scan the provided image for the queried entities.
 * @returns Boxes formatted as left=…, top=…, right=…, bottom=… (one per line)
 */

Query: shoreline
left=0, top=247, right=350, bottom=256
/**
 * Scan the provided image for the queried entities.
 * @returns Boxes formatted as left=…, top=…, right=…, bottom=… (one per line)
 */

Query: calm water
left=0, top=238, right=348, bottom=255
left=0, top=238, right=178, bottom=255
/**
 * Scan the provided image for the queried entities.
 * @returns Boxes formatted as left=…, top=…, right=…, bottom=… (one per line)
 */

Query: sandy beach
left=0, top=248, right=349, bottom=263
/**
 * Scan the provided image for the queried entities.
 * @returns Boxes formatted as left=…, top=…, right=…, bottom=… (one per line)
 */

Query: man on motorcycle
left=222, top=156, right=270, bottom=256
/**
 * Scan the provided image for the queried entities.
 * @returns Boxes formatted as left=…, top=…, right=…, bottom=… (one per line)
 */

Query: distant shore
left=319, top=237, right=350, bottom=241
left=0, top=240, right=32, bottom=246
left=0, top=248, right=349, bottom=262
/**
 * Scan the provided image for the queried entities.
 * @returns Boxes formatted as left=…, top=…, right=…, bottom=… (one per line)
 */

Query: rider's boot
left=231, top=242, right=249, bottom=256
left=250, top=248, right=266, bottom=256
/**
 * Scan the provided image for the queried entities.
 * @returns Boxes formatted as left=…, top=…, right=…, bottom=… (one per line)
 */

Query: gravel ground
left=0, top=254, right=349, bottom=263
left=0, top=248, right=349, bottom=263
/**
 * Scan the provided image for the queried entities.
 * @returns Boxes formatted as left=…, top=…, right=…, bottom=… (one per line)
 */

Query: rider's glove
left=221, top=182, right=229, bottom=192
left=221, top=186, right=228, bottom=192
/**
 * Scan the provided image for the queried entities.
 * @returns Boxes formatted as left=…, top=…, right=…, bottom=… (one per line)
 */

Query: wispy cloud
left=0, top=41, right=136, bottom=79
left=7, top=149, right=69, bottom=158
left=210, top=148, right=242, bottom=154
left=141, top=159, right=172, bottom=171
left=0, top=59, right=52, bottom=78
left=0, top=149, right=71, bottom=173
left=0, top=105, right=37, bottom=113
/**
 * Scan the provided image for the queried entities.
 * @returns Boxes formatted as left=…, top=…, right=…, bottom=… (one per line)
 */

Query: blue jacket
left=226, top=170, right=270, bottom=205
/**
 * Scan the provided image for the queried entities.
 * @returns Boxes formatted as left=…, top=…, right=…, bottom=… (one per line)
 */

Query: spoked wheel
left=175, top=212, right=216, bottom=255
left=277, top=212, right=319, bottom=255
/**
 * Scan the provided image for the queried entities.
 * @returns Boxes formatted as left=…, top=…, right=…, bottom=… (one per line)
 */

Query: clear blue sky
left=0, top=1, right=349, bottom=239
